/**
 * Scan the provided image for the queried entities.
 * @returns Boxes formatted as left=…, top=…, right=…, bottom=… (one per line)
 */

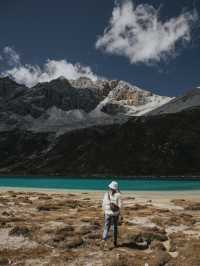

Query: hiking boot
left=114, top=241, right=118, bottom=248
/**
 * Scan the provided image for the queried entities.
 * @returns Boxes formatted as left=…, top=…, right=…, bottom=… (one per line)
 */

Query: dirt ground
left=0, top=189, right=200, bottom=266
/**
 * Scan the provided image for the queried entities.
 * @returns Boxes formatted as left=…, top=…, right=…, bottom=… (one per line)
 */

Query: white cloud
left=1, top=47, right=98, bottom=87
left=96, top=0, right=198, bottom=64
left=3, top=46, right=21, bottom=66
left=4, top=60, right=98, bottom=88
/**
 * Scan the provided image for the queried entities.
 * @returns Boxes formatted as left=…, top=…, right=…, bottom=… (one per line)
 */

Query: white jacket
left=102, top=191, right=122, bottom=216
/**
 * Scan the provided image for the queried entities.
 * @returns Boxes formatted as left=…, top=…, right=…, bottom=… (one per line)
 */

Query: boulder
left=121, top=232, right=149, bottom=250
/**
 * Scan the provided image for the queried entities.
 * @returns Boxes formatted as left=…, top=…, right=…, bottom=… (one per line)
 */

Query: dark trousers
left=103, top=214, right=119, bottom=244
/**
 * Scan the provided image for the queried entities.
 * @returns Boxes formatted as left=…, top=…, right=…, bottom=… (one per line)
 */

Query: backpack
left=107, top=192, right=119, bottom=212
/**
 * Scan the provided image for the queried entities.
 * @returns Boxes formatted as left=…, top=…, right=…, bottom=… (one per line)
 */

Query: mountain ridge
left=0, top=76, right=171, bottom=134
left=1, top=76, right=200, bottom=176
left=148, top=87, right=200, bottom=116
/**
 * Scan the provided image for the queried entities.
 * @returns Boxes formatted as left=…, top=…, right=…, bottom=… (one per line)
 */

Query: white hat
left=108, top=181, right=118, bottom=190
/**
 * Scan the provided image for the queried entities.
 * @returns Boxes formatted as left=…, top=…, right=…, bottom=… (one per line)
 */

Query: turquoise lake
left=0, top=177, right=200, bottom=191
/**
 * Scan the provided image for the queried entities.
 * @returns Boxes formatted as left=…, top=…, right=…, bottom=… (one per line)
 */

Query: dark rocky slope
left=1, top=78, right=102, bottom=118
left=0, top=77, right=171, bottom=133
left=0, top=77, right=26, bottom=101
left=0, top=108, right=200, bottom=176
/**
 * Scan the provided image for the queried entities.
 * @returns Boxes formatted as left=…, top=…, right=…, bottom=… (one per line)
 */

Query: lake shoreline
left=0, top=186, right=200, bottom=201
left=0, top=174, right=200, bottom=180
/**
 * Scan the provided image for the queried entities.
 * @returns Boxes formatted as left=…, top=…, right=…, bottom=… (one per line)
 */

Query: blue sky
left=0, top=0, right=199, bottom=96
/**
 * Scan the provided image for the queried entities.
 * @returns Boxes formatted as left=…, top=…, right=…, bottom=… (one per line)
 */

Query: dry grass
left=103, top=255, right=135, bottom=266
left=0, top=190, right=199, bottom=266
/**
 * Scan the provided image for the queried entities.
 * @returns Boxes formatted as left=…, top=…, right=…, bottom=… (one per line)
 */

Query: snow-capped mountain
left=1, top=77, right=200, bottom=176
left=148, top=87, right=200, bottom=116
left=69, top=77, right=171, bottom=116
left=0, top=76, right=171, bottom=134
left=94, top=80, right=171, bottom=116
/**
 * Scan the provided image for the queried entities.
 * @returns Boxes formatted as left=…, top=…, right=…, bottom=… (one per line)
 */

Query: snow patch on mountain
left=95, top=80, right=172, bottom=116
left=148, top=87, right=200, bottom=116
left=0, top=76, right=173, bottom=134
left=127, top=94, right=173, bottom=116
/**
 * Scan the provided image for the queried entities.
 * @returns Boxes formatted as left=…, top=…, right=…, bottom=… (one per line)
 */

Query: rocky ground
left=0, top=190, right=200, bottom=266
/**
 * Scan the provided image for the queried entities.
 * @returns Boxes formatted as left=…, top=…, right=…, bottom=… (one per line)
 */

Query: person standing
left=102, top=181, right=122, bottom=247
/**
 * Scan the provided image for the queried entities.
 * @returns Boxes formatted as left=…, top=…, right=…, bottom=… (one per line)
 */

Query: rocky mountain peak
left=0, top=76, right=172, bottom=133
left=0, top=76, right=26, bottom=100
left=58, top=75, right=68, bottom=81
left=108, top=81, right=153, bottom=106
left=36, top=76, right=72, bottom=89
left=70, top=77, right=94, bottom=88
